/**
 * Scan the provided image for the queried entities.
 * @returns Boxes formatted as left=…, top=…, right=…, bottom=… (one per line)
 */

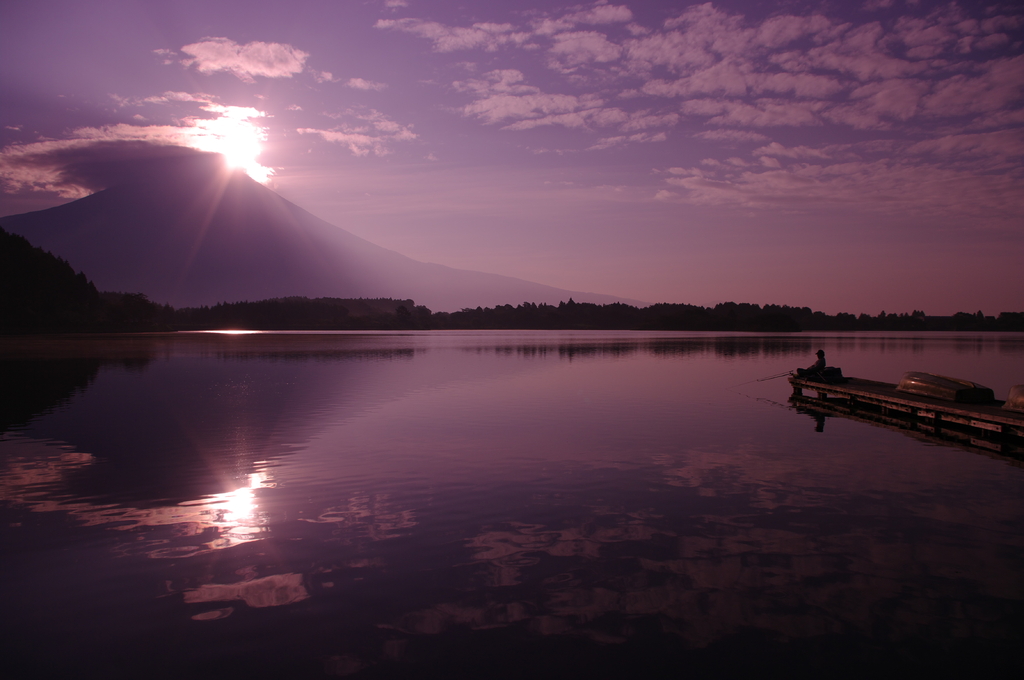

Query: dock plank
left=788, top=376, right=1024, bottom=440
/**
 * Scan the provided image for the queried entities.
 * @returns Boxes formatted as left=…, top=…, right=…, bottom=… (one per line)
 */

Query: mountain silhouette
left=1, top=154, right=642, bottom=311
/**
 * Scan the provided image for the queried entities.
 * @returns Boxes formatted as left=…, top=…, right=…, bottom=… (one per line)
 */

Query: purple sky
left=1, top=0, right=1022, bottom=315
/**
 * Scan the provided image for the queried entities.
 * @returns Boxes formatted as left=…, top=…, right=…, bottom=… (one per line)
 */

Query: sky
left=1, top=0, right=1022, bottom=315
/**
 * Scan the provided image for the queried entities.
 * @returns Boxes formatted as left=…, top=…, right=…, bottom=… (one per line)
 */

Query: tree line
left=3, top=226, right=1022, bottom=334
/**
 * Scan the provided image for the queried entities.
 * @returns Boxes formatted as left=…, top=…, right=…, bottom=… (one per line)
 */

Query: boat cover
left=896, top=372, right=995, bottom=403
left=1003, top=385, right=1024, bottom=413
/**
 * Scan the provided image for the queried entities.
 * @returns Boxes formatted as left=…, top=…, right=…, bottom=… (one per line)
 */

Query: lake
left=1, top=331, right=1022, bottom=679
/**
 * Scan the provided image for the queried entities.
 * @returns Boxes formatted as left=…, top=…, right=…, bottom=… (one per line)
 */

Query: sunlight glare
left=189, top=105, right=274, bottom=183
left=216, top=471, right=270, bottom=526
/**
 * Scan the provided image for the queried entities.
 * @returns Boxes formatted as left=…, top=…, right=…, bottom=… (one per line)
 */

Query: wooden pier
left=788, top=376, right=1024, bottom=456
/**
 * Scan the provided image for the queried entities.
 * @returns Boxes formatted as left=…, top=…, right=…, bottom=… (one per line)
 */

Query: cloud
left=455, top=70, right=679, bottom=135
left=459, top=72, right=602, bottom=125
left=798, top=23, right=927, bottom=81
left=692, top=130, right=769, bottom=143
left=153, top=48, right=177, bottom=65
left=906, top=129, right=1024, bottom=162
left=356, top=0, right=1023, bottom=234
left=375, top=18, right=530, bottom=52
left=682, top=98, right=826, bottom=127
left=893, top=15, right=959, bottom=59
left=588, top=132, right=667, bottom=150
left=823, top=78, right=931, bottom=128
left=298, top=109, right=416, bottom=157
left=661, top=154, right=1024, bottom=227
left=297, top=129, right=384, bottom=157
left=380, top=0, right=1022, bottom=144
left=620, top=111, right=679, bottom=131
left=532, top=3, right=633, bottom=36
left=920, top=55, right=1024, bottom=118
left=974, top=33, right=1010, bottom=50
left=547, top=31, right=623, bottom=70
left=0, top=101, right=274, bottom=195
left=180, top=38, right=309, bottom=82
left=752, top=142, right=833, bottom=159
left=347, top=78, right=388, bottom=91
left=0, top=139, right=223, bottom=198
left=624, top=27, right=718, bottom=74
left=493, top=104, right=602, bottom=130
left=453, top=69, right=539, bottom=96
left=377, top=3, right=632, bottom=61
left=588, top=135, right=627, bottom=150
left=640, top=68, right=844, bottom=100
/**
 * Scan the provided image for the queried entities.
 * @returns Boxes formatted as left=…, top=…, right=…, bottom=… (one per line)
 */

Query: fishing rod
left=726, top=370, right=793, bottom=389
left=756, top=371, right=793, bottom=382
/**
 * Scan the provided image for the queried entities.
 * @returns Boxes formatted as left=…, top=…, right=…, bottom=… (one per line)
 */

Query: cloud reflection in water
left=1, top=332, right=1022, bottom=676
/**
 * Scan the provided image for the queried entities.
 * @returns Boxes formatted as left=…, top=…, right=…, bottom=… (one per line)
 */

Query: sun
left=189, top=105, right=274, bottom=183
left=220, top=132, right=260, bottom=170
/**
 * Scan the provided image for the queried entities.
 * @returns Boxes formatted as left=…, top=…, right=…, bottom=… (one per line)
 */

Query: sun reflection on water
left=185, top=470, right=273, bottom=544
left=0, top=436, right=276, bottom=557
left=201, top=330, right=262, bottom=335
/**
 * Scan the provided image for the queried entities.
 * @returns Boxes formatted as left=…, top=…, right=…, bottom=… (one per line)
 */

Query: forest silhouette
left=3, top=226, right=1022, bottom=334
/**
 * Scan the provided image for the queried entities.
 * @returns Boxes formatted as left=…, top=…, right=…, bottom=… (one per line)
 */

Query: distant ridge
left=5, top=225, right=1019, bottom=334
left=0, top=154, right=644, bottom=311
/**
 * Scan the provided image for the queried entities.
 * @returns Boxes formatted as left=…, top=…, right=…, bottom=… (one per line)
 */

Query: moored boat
left=896, top=372, right=994, bottom=403
left=1004, top=385, right=1024, bottom=413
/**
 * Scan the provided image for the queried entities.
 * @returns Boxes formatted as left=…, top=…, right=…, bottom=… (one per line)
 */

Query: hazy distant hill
left=1, top=155, right=642, bottom=311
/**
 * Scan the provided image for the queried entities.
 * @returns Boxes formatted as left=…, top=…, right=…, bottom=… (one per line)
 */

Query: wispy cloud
left=298, top=109, right=416, bottom=157
left=532, top=3, right=633, bottom=36
left=589, top=132, right=667, bottom=151
left=455, top=69, right=679, bottom=138
left=692, top=130, right=769, bottom=143
left=375, top=18, right=531, bottom=52
left=662, top=158, right=1024, bottom=226
left=347, top=78, right=388, bottom=91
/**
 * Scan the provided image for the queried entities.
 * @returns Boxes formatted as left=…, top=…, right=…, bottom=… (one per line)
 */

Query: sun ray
left=187, top=105, right=273, bottom=183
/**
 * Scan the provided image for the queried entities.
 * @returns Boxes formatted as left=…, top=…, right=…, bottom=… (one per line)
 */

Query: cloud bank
left=0, top=98, right=272, bottom=196
left=373, top=1, right=1023, bottom=223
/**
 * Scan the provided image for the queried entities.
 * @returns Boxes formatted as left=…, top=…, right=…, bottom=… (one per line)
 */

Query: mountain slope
left=1, top=158, right=642, bottom=311
left=0, top=226, right=100, bottom=332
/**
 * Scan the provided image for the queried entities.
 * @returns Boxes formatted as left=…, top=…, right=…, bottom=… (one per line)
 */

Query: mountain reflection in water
left=1, top=331, right=1021, bottom=678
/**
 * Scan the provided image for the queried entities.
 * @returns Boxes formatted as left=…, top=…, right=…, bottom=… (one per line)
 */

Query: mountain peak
left=2, top=159, right=642, bottom=311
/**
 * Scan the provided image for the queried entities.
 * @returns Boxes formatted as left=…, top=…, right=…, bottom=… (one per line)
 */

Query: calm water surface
left=1, top=331, right=1022, bottom=678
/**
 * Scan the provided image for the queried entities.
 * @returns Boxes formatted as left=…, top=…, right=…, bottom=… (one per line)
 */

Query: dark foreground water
left=1, top=331, right=1022, bottom=679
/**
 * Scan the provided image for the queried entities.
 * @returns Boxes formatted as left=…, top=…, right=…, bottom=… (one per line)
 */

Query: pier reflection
left=790, top=395, right=1024, bottom=463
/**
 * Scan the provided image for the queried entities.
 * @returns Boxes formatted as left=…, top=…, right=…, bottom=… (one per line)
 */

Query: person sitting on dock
left=794, top=350, right=826, bottom=377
